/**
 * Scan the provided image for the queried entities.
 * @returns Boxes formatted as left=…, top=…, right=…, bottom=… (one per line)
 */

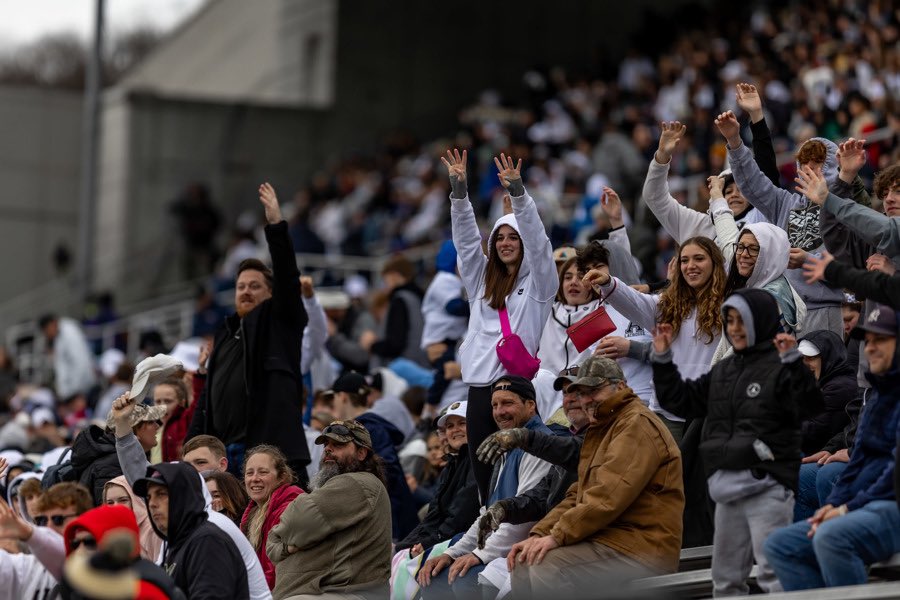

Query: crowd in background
left=0, top=0, right=899, bottom=599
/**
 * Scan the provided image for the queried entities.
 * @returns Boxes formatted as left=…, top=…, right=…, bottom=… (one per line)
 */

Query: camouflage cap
left=314, top=419, right=373, bottom=450
left=105, top=402, right=167, bottom=432
left=567, top=356, right=625, bottom=390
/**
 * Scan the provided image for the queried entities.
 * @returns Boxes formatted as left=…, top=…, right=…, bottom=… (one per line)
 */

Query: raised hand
left=441, top=148, right=467, bottom=182
left=476, top=428, right=529, bottom=464
left=111, top=391, right=137, bottom=438
left=802, top=251, right=834, bottom=284
left=795, top=165, right=828, bottom=206
left=502, top=193, right=513, bottom=215
left=0, top=497, right=32, bottom=541
left=653, top=323, right=674, bottom=354
left=299, top=276, right=315, bottom=299
left=837, top=138, right=867, bottom=182
left=258, top=182, right=283, bottom=225
left=197, top=342, right=211, bottom=375
left=494, top=153, right=523, bottom=193
left=601, top=186, right=624, bottom=228
left=714, top=111, right=742, bottom=148
left=735, top=83, right=763, bottom=122
left=773, top=333, right=798, bottom=354
left=707, top=175, right=726, bottom=199
left=656, top=121, right=687, bottom=164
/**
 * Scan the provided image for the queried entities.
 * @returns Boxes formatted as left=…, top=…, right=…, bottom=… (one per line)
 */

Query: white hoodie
left=451, top=190, right=557, bottom=386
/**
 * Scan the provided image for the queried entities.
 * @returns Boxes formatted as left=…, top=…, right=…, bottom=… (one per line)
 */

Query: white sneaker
left=130, top=354, right=183, bottom=404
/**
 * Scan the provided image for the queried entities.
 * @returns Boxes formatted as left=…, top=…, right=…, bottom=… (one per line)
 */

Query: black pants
left=465, top=384, right=497, bottom=505
left=288, top=459, right=311, bottom=492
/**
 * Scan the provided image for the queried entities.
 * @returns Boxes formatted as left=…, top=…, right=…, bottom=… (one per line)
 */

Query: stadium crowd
left=1, top=0, right=899, bottom=598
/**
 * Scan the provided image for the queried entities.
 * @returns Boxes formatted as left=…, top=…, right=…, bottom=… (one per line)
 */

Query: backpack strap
left=498, top=306, right=512, bottom=338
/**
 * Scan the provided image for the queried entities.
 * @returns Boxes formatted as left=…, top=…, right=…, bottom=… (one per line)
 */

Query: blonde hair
left=657, top=237, right=726, bottom=343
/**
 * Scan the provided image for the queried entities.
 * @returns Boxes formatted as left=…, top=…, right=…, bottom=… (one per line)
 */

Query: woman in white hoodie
left=441, top=149, right=557, bottom=501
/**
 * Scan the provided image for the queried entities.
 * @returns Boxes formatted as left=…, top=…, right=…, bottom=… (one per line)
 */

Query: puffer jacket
left=71, top=424, right=123, bottom=505
left=653, top=288, right=823, bottom=492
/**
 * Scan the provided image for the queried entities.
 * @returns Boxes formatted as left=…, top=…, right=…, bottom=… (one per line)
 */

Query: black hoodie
left=798, top=330, right=858, bottom=454
left=653, top=288, right=823, bottom=491
left=135, top=462, right=248, bottom=600
left=71, top=425, right=123, bottom=505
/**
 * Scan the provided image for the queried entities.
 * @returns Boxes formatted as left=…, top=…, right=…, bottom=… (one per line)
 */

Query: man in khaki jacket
left=508, top=356, right=684, bottom=599
left=267, top=420, right=392, bottom=600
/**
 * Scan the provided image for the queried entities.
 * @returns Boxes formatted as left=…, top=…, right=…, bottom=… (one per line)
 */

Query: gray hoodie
left=727, top=138, right=844, bottom=310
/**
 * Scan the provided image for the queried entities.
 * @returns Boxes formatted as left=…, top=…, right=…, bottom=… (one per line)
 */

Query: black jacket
left=505, top=429, right=584, bottom=525
left=138, top=462, right=248, bottom=600
left=653, top=289, right=822, bottom=492
left=824, top=260, right=900, bottom=310
left=71, top=425, right=123, bottom=505
left=188, top=221, right=310, bottom=465
left=798, top=330, right=857, bottom=454
left=395, top=445, right=480, bottom=551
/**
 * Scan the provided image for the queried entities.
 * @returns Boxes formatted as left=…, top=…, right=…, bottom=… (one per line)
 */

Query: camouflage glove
left=477, top=500, right=509, bottom=549
left=476, top=428, right=530, bottom=464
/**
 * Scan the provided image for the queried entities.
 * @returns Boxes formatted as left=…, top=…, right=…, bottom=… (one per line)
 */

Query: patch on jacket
left=746, top=383, right=761, bottom=398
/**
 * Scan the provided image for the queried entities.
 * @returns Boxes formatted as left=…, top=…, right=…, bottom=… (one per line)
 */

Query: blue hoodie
left=826, top=309, right=900, bottom=511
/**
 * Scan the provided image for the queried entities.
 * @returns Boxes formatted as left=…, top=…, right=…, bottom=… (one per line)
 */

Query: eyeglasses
left=35, top=514, right=78, bottom=527
left=558, top=367, right=579, bottom=377
left=733, top=243, right=761, bottom=258
left=70, top=536, right=97, bottom=551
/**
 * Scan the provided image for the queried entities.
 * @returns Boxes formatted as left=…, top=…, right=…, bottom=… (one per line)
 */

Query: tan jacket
left=267, top=471, right=392, bottom=599
left=531, top=387, right=684, bottom=573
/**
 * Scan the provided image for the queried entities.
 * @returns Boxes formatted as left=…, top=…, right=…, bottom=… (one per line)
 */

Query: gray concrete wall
left=0, top=86, right=82, bottom=302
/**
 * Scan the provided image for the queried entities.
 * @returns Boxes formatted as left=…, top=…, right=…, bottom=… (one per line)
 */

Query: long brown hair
left=203, top=470, right=249, bottom=526
left=555, top=256, right=598, bottom=304
left=484, top=224, right=524, bottom=309
left=657, top=236, right=726, bottom=343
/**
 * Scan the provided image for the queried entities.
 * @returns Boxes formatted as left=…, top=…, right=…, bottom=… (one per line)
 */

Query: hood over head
left=7, top=471, right=43, bottom=523
left=722, top=288, right=780, bottom=349
left=133, top=462, right=207, bottom=549
left=798, top=330, right=852, bottom=384
left=489, top=214, right=525, bottom=263
left=797, top=137, right=839, bottom=188
left=736, top=222, right=790, bottom=289
left=63, top=504, right=140, bottom=557
left=71, top=425, right=117, bottom=473
left=435, top=240, right=458, bottom=273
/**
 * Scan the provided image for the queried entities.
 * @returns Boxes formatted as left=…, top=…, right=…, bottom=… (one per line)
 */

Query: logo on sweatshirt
left=517, top=288, right=524, bottom=295
left=746, top=383, right=761, bottom=398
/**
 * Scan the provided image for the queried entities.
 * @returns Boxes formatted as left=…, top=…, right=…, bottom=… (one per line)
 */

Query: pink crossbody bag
left=496, top=306, right=541, bottom=379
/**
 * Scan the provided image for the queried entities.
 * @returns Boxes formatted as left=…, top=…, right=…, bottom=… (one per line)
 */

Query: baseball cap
left=491, top=375, right=536, bottom=402
left=132, top=470, right=167, bottom=498
left=851, top=304, right=899, bottom=340
left=553, top=366, right=581, bottom=391
left=326, top=372, right=369, bottom=397
left=797, top=340, right=821, bottom=357
left=567, top=356, right=625, bottom=390
left=105, top=403, right=167, bottom=432
left=553, top=246, right=577, bottom=263
left=437, top=401, right=467, bottom=428
left=314, top=419, right=373, bottom=450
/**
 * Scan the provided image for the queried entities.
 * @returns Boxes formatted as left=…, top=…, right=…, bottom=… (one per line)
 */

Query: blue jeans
left=764, top=500, right=900, bottom=590
left=794, top=461, right=848, bottom=521
left=420, top=563, right=487, bottom=600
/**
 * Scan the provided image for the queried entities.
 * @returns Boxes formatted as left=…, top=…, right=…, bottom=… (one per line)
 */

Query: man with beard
left=267, top=420, right=392, bottom=599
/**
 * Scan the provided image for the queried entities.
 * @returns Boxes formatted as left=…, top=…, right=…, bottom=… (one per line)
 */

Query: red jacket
left=240, top=483, right=304, bottom=589
left=160, top=375, right=205, bottom=462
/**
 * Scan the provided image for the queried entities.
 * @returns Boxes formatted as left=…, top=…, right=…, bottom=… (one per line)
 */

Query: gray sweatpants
left=712, top=485, right=794, bottom=596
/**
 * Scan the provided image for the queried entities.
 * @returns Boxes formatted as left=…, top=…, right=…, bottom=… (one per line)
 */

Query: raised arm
left=642, top=121, right=715, bottom=243
left=797, top=165, right=900, bottom=257
left=495, top=153, right=557, bottom=301
left=259, top=183, right=307, bottom=330
left=804, top=251, right=900, bottom=308
left=600, top=186, right=633, bottom=253
left=735, top=83, right=780, bottom=187
left=443, top=149, right=487, bottom=298
left=300, top=278, right=327, bottom=373
left=708, top=175, right=739, bottom=264
left=718, top=111, right=799, bottom=228
left=111, top=392, right=151, bottom=487
left=820, top=138, right=875, bottom=268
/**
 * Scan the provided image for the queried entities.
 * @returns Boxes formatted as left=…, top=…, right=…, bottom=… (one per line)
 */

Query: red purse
left=566, top=305, right=616, bottom=353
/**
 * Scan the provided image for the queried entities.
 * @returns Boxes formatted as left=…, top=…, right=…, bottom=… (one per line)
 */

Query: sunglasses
left=71, top=536, right=98, bottom=551
left=559, top=366, right=580, bottom=377
left=35, top=514, right=78, bottom=527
